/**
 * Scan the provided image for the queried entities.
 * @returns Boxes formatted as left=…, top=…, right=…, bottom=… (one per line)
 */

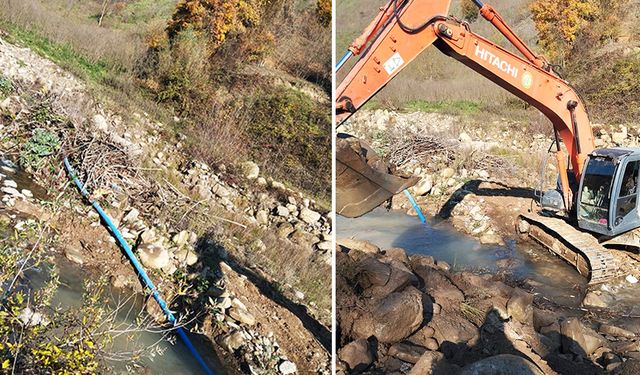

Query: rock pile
left=337, top=239, right=639, bottom=374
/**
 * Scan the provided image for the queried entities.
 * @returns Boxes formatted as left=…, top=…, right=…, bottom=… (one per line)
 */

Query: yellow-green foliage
left=530, top=0, right=599, bottom=62
left=247, top=87, right=331, bottom=196
left=166, top=0, right=268, bottom=50
left=316, top=0, right=331, bottom=27
left=578, top=55, right=640, bottom=123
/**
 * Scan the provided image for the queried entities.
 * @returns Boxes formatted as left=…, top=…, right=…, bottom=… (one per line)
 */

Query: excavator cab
left=577, top=149, right=640, bottom=236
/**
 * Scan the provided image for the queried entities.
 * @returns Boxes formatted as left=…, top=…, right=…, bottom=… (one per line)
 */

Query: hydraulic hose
left=63, top=157, right=215, bottom=375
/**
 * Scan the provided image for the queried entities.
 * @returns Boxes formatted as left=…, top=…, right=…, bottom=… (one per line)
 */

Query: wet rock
left=278, top=360, right=297, bottom=374
left=352, top=286, right=423, bottom=343
left=560, top=317, right=606, bottom=357
left=222, top=331, right=245, bottom=352
left=338, top=339, right=373, bottom=372
left=459, top=354, right=544, bottom=375
left=582, top=291, right=608, bottom=308
left=64, top=246, right=84, bottom=265
left=412, top=263, right=463, bottom=303
left=240, top=161, right=260, bottom=180
left=388, top=342, right=427, bottom=364
left=384, top=248, right=410, bottom=264
left=138, top=244, right=170, bottom=269
left=299, top=207, right=321, bottom=224
left=479, top=232, right=503, bottom=245
left=360, top=258, right=418, bottom=298
left=507, top=290, right=534, bottom=325
left=337, top=238, right=380, bottom=254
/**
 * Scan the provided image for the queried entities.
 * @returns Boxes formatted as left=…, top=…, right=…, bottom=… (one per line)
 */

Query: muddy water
left=26, top=256, right=226, bottom=374
left=337, top=208, right=588, bottom=307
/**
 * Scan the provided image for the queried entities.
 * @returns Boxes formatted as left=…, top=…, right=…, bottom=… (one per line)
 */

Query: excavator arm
left=336, top=0, right=596, bottom=216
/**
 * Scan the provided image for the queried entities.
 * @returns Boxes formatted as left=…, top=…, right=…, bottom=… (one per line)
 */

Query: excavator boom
left=336, top=0, right=595, bottom=216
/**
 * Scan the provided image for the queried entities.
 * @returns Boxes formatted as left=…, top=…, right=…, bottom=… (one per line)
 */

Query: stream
left=2, top=160, right=226, bottom=374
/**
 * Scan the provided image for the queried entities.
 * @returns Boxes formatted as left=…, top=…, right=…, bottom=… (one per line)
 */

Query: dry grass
left=0, top=0, right=145, bottom=70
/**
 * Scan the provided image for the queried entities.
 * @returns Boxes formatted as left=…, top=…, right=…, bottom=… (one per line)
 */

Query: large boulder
left=507, top=290, right=534, bottom=325
left=560, top=318, right=607, bottom=357
left=459, top=354, right=544, bottom=375
left=352, top=286, right=424, bottom=343
left=338, top=339, right=373, bottom=373
left=358, top=258, right=418, bottom=298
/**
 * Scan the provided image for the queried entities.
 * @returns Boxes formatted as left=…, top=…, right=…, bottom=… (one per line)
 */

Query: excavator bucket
left=337, top=135, right=419, bottom=218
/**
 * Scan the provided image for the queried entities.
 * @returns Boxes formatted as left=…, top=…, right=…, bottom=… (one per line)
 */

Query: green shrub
left=0, top=76, right=12, bottom=98
left=19, top=129, right=60, bottom=170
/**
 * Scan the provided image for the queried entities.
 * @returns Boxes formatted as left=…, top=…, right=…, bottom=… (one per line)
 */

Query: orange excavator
left=336, top=0, right=640, bottom=283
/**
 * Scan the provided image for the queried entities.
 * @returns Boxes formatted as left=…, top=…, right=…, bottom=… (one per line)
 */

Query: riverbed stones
left=337, top=238, right=379, bottom=254
left=352, top=286, right=423, bottom=343
left=256, top=210, right=269, bottom=225
left=138, top=243, right=170, bottom=269
left=599, top=324, right=635, bottom=338
left=338, top=339, right=374, bottom=372
left=409, top=351, right=446, bottom=375
left=229, top=299, right=255, bottom=326
left=275, top=205, right=289, bottom=217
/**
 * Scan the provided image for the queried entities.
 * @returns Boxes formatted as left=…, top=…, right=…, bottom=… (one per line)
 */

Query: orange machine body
left=336, top=0, right=595, bottom=210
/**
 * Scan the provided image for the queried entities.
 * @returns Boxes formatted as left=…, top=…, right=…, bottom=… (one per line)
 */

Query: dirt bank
left=0, top=36, right=330, bottom=373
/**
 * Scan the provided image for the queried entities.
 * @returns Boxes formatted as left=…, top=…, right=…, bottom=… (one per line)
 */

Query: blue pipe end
left=403, top=189, right=427, bottom=224
left=336, top=50, right=353, bottom=72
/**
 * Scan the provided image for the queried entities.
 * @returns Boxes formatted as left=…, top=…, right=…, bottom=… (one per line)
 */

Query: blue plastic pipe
left=64, top=157, right=214, bottom=375
left=403, top=189, right=427, bottom=224
left=336, top=50, right=353, bottom=72
left=472, top=0, right=484, bottom=8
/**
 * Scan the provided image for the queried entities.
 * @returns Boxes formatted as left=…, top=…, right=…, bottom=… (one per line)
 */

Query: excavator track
left=519, top=213, right=618, bottom=284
